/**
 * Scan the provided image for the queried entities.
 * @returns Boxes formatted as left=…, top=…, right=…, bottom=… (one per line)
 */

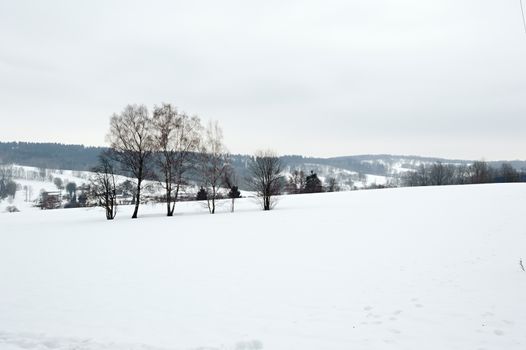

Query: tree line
left=401, top=161, right=525, bottom=187
left=284, top=170, right=340, bottom=194
left=91, top=103, right=284, bottom=220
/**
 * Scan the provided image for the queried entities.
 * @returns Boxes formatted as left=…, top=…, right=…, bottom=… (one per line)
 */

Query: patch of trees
left=279, top=155, right=389, bottom=176
left=402, top=161, right=525, bottom=187
left=284, top=169, right=339, bottom=194
left=98, top=103, right=284, bottom=219
left=0, top=142, right=104, bottom=171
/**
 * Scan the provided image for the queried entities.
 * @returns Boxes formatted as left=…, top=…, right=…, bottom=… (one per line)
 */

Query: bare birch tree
left=152, top=103, right=202, bottom=216
left=198, top=120, right=229, bottom=214
left=106, top=104, right=154, bottom=219
left=247, top=150, right=283, bottom=211
left=90, top=153, right=118, bottom=220
left=287, top=169, right=305, bottom=194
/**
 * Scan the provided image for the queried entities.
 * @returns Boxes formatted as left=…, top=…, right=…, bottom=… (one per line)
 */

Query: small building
left=39, top=191, right=62, bottom=209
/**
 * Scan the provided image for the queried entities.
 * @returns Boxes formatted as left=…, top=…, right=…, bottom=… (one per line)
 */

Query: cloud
left=0, top=0, right=525, bottom=160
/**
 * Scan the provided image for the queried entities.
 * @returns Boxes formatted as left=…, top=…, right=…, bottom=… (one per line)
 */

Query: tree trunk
left=168, top=184, right=179, bottom=217
left=166, top=187, right=172, bottom=217
left=132, top=180, right=141, bottom=219
left=211, top=187, right=216, bottom=214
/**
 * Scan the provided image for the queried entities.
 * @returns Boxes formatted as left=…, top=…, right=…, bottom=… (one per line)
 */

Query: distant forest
left=0, top=142, right=105, bottom=171
left=1, top=141, right=525, bottom=177
left=0, top=142, right=399, bottom=175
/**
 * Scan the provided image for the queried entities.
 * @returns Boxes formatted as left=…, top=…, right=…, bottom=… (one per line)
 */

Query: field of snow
left=1, top=184, right=526, bottom=349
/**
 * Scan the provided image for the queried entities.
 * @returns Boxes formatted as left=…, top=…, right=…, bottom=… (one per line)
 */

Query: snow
left=1, top=184, right=526, bottom=349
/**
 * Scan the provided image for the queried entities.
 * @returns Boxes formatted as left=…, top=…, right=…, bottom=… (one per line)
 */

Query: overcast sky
left=1, top=0, right=525, bottom=160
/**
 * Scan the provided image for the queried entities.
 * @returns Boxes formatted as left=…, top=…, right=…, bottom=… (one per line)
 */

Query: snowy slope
left=0, top=165, right=93, bottom=212
left=1, top=184, right=526, bottom=349
left=0, top=165, right=168, bottom=213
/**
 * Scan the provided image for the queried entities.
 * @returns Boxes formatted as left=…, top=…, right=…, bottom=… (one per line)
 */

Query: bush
left=5, top=205, right=19, bottom=213
left=196, top=187, right=208, bottom=201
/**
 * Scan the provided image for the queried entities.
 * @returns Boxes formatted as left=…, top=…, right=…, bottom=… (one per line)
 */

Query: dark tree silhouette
left=304, top=171, right=323, bottom=193
left=66, top=182, right=77, bottom=199
left=196, top=187, right=208, bottom=201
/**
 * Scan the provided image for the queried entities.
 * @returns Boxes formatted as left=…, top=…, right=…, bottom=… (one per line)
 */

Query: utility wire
left=521, top=0, right=526, bottom=33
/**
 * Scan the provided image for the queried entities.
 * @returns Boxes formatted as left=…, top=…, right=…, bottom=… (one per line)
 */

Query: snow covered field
left=1, top=184, right=526, bottom=350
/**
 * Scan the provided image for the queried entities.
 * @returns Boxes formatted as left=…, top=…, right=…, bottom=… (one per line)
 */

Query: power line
left=521, top=0, right=526, bottom=33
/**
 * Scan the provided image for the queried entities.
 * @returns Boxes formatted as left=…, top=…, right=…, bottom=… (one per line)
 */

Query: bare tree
left=326, top=177, right=339, bottom=192
left=106, top=104, right=154, bottom=218
left=454, top=164, right=471, bottom=184
left=469, top=161, right=492, bottom=184
left=428, top=162, right=456, bottom=186
left=287, top=169, right=305, bottom=194
left=53, top=177, right=64, bottom=191
left=247, top=150, right=283, bottom=211
left=152, top=103, right=202, bottom=216
left=499, top=163, right=520, bottom=182
left=90, top=154, right=118, bottom=220
left=198, top=120, right=229, bottom=214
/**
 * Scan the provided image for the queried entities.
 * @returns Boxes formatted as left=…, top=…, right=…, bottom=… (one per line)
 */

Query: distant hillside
left=0, top=142, right=106, bottom=171
left=1, top=142, right=525, bottom=185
